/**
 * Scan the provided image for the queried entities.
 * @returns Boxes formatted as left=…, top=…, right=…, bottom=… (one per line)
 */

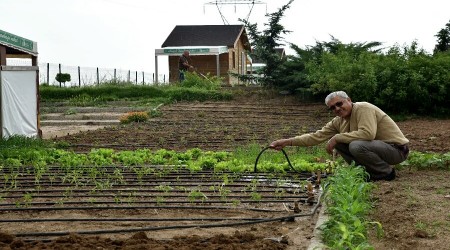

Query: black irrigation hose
left=0, top=205, right=293, bottom=212
left=254, top=146, right=299, bottom=173
left=0, top=194, right=309, bottom=199
left=14, top=205, right=321, bottom=238
left=0, top=217, right=264, bottom=223
left=13, top=191, right=325, bottom=238
left=0, top=199, right=308, bottom=207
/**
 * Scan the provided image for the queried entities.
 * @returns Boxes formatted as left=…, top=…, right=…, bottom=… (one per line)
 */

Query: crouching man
left=270, top=91, right=409, bottom=181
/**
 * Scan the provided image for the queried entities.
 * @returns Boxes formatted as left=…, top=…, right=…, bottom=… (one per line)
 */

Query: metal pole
left=97, top=67, right=99, bottom=85
left=58, top=64, right=61, bottom=87
left=135, top=71, right=137, bottom=84
left=78, top=66, right=81, bottom=87
left=142, top=71, right=144, bottom=85
left=155, top=55, right=159, bottom=83
left=114, top=69, right=116, bottom=83
left=46, top=63, right=49, bottom=85
left=216, top=55, right=220, bottom=77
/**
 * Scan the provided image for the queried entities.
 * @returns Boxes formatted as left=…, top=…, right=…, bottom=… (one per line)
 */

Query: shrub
left=55, top=73, right=71, bottom=87
left=119, top=111, right=149, bottom=124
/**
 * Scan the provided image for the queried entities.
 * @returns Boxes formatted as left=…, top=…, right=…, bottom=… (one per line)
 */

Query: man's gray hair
left=325, top=91, right=349, bottom=105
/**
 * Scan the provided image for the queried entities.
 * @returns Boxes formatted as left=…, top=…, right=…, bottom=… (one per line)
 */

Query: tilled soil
left=2, top=90, right=449, bottom=249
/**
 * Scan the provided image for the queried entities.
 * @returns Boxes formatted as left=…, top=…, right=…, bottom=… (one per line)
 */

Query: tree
left=434, top=20, right=450, bottom=53
left=55, top=73, right=71, bottom=87
left=274, top=36, right=382, bottom=93
left=240, top=0, right=294, bottom=86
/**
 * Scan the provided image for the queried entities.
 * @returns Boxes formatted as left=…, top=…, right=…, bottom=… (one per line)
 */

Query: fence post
left=135, top=71, right=137, bottom=84
left=128, top=70, right=130, bottom=82
left=114, top=69, right=116, bottom=83
left=58, top=64, right=62, bottom=87
left=97, top=67, right=100, bottom=85
left=142, top=71, right=144, bottom=85
left=78, top=66, right=81, bottom=87
left=46, top=63, right=49, bottom=85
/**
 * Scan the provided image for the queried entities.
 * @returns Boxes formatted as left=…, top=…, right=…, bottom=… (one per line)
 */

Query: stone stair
left=40, top=106, right=149, bottom=126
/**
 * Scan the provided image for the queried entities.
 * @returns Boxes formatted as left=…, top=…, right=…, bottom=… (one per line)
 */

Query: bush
left=55, top=73, right=71, bottom=87
left=119, top=111, right=149, bottom=124
left=181, top=72, right=222, bottom=90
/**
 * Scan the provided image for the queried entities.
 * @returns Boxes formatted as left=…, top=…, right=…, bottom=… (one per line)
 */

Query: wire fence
left=6, top=58, right=168, bottom=86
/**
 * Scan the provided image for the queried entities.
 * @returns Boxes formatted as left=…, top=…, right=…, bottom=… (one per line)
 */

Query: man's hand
left=326, top=136, right=337, bottom=154
left=270, top=139, right=291, bottom=150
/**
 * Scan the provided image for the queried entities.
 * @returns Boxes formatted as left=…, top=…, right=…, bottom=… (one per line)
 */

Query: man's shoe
left=369, top=169, right=396, bottom=182
left=384, top=168, right=396, bottom=181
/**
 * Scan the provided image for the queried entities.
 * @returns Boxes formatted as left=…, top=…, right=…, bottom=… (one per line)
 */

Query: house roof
left=161, top=25, right=250, bottom=50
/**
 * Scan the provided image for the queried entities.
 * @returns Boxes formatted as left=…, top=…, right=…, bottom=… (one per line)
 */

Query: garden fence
left=6, top=58, right=167, bottom=86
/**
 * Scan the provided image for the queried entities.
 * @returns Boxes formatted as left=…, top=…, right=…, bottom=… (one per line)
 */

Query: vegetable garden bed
left=0, top=163, right=323, bottom=249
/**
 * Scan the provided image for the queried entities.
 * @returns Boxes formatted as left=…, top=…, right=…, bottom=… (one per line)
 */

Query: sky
left=2, top=0, right=449, bottom=76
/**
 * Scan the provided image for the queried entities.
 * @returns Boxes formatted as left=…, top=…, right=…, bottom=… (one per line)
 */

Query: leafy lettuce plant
left=321, top=164, right=382, bottom=249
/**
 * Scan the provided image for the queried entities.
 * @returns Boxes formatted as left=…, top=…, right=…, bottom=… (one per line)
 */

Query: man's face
left=327, top=96, right=352, bottom=119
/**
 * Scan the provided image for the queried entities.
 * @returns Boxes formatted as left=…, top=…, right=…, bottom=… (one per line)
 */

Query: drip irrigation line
left=1, top=194, right=309, bottom=199
left=0, top=205, right=291, bottom=212
left=7, top=177, right=310, bottom=186
left=1, top=188, right=305, bottom=194
left=6, top=171, right=314, bottom=179
left=5, top=182, right=306, bottom=189
left=14, top=208, right=319, bottom=238
left=0, top=199, right=312, bottom=207
left=12, top=173, right=312, bottom=181
left=254, top=146, right=299, bottom=173
left=0, top=199, right=316, bottom=208
left=0, top=217, right=265, bottom=223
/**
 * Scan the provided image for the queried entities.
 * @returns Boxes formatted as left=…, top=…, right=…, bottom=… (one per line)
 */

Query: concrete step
left=41, top=113, right=122, bottom=121
left=40, top=120, right=120, bottom=126
left=40, top=106, right=149, bottom=114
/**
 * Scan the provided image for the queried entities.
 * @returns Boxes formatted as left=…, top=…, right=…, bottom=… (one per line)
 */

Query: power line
left=204, top=0, right=267, bottom=25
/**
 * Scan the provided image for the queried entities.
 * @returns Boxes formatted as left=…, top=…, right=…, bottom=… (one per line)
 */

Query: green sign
left=0, top=29, right=35, bottom=53
left=163, top=48, right=210, bottom=54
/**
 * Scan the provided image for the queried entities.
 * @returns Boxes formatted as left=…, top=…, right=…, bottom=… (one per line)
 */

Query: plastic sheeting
left=1, top=70, right=37, bottom=138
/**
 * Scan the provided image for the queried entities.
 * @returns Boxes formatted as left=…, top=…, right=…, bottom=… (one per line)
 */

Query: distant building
left=155, top=25, right=252, bottom=85
left=247, top=47, right=286, bottom=75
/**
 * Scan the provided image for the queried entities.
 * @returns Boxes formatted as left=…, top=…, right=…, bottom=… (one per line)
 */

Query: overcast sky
left=2, top=0, right=449, bottom=75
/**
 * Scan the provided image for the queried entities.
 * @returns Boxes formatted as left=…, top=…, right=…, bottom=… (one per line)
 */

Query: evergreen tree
left=240, top=0, right=293, bottom=86
left=434, top=20, right=450, bottom=53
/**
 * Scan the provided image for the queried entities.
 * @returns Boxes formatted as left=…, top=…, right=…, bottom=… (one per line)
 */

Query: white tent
left=0, top=29, right=40, bottom=138
left=0, top=66, right=39, bottom=138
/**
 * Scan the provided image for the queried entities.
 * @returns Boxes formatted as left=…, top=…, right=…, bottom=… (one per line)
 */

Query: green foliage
left=372, top=43, right=450, bottom=115
left=68, top=94, right=108, bottom=106
left=55, top=73, right=71, bottom=86
left=434, top=19, right=450, bottom=53
left=180, top=72, right=222, bottom=90
left=296, top=38, right=450, bottom=116
left=400, top=151, right=450, bottom=170
left=39, top=83, right=232, bottom=104
left=321, top=165, right=382, bottom=249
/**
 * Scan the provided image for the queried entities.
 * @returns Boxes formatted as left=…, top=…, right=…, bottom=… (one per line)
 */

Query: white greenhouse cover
left=1, top=70, right=37, bottom=138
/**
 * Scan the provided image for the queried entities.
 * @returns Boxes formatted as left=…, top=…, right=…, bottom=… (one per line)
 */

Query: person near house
left=269, top=91, right=409, bottom=181
left=178, top=50, right=194, bottom=82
